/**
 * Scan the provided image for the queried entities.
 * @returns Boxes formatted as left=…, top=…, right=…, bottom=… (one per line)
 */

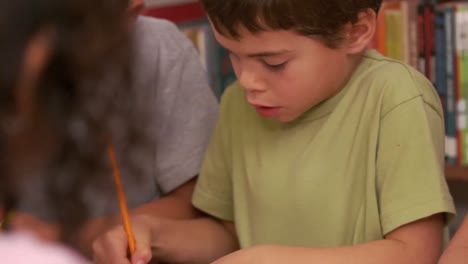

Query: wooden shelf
left=446, top=165, right=468, bottom=182
left=145, top=0, right=196, bottom=8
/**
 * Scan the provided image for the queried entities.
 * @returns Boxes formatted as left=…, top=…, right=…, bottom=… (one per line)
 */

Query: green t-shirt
left=193, top=50, right=456, bottom=248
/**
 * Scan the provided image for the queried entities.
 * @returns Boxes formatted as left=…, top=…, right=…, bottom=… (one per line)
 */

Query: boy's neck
left=336, top=53, right=366, bottom=95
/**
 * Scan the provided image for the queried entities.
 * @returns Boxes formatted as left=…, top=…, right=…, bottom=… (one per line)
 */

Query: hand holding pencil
left=93, top=141, right=156, bottom=264
left=92, top=214, right=157, bottom=264
left=108, top=143, right=136, bottom=255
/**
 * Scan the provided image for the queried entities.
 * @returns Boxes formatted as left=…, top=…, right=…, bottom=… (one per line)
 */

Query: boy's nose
left=238, top=71, right=266, bottom=93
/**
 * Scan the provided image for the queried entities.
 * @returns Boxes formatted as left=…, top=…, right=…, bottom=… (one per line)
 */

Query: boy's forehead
left=213, top=27, right=300, bottom=57
left=213, top=24, right=299, bottom=42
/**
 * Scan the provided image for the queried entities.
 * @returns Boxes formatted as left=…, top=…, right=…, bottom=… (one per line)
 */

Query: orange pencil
left=108, top=143, right=136, bottom=255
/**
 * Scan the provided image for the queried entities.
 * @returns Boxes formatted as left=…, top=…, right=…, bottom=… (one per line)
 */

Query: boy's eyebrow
left=225, top=47, right=292, bottom=58
left=247, top=50, right=292, bottom=58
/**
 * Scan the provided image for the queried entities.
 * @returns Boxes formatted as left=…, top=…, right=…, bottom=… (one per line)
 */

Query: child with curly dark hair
left=0, top=0, right=147, bottom=261
left=5, top=0, right=219, bottom=260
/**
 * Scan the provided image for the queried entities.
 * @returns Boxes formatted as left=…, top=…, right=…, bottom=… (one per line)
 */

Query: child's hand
left=92, top=214, right=155, bottom=264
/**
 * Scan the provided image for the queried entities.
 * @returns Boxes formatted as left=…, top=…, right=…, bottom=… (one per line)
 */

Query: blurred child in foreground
left=0, top=0, right=143, bottom=262
left=6, top=0, right=218, bottom=258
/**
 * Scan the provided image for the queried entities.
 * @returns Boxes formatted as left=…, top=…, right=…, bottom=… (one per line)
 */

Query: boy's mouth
left=253, top=105, right=281, bottom=118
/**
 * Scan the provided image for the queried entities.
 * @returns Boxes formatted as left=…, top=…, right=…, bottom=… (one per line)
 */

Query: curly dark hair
left=0, top=0, right=150, bottom=246
left=199, top=0, right=383, bottom=48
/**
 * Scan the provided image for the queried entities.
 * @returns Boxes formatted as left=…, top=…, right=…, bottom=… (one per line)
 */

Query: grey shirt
left=97, top=16, right=219, bottom=215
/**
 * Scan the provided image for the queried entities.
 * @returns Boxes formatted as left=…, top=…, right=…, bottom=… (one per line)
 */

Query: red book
left=142, top=2, right=206, bottom=24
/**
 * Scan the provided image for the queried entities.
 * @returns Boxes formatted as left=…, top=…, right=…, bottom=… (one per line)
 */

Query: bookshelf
left=446, top=165, right=468, bottom=181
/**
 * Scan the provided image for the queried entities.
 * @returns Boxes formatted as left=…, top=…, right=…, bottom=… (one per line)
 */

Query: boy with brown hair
left=93, top=1, right=456, bottom=263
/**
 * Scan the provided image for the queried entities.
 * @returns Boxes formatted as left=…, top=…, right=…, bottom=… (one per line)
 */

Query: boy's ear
left=346, top=8, right=377, bottom=54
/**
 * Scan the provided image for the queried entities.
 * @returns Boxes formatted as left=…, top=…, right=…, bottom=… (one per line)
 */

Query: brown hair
left=0, top=0, right=150, bottom=247
left=199, top=0, right=382, bottom=47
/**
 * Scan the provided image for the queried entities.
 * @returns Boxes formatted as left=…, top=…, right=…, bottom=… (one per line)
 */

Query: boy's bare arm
left=152, top=218, right=238, bottom=264
left=79, top=177, right=200, bottom=257
left=439, top=215, right=468, bottom=264
left=92, top=216, right=239, bottom=264
left=214, top=214, right=444, bottom=264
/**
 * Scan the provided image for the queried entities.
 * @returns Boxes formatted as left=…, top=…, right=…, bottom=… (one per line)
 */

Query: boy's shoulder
left=360, top=50, right=433, bottom=90
left=357, top=51, right=440, bottom=115
left=360, top=50, right=427, bottom=89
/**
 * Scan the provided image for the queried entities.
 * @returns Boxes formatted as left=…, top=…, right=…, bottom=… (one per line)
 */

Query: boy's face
left=214, top=27, right=354, bottom=122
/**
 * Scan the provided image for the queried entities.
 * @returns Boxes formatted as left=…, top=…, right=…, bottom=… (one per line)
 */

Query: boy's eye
left=263, top=61, right=288, bottom=71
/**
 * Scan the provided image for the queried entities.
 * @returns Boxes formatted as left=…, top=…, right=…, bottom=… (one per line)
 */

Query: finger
left=131, top=223, right=153, bottom=264
left=93, top=253, right=131, bottom=264
left=93, top=226, right=131, bottom=264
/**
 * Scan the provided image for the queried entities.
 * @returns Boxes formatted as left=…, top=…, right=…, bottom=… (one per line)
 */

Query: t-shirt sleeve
left=151, top=20, right=219, bottom=194
left=376, top=95, right=456, bottom=235
left=192, top=87, right=235, bottom=221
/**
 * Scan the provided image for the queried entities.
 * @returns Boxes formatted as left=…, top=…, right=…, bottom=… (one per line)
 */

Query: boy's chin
left=272, top=113, right=301, bottom=123
left=278, top=110, right=310, bottom=123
